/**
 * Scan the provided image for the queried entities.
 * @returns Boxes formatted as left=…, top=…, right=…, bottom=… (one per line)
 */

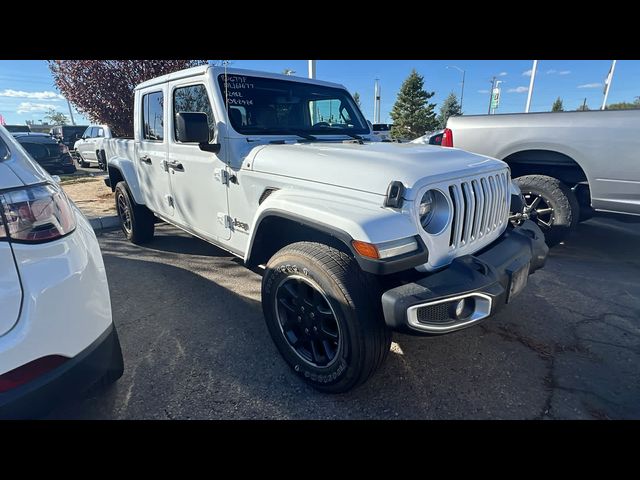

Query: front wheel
left=262, top=242, right=391, bottom=393
left=77, top=153, right=89, bottom=168
left=515, top=174, right=579, bottom=247
left=115, top=181, right=155, bottom=244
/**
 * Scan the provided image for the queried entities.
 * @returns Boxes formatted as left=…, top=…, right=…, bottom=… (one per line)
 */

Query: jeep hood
left=250, top=142, right=507, bottom=200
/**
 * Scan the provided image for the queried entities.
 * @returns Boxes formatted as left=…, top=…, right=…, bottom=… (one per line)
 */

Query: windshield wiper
left=341, top=132, right=364, bottom=141
left=280, top=129, right=317, bottom=141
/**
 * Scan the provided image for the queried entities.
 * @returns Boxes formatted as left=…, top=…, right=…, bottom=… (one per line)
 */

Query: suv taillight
left=0, top=183, right=76, bottom=243
left=441, top=128, right=454, bottom=147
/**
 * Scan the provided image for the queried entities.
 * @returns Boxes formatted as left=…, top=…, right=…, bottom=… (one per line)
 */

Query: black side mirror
left=175, top=112, right=220, bottom=153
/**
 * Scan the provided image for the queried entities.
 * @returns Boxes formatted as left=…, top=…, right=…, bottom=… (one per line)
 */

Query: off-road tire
left=262, top=241, right=392, bottom=393
left=515, top=174, right=579, bottom=247
left=115, top=181, right=155, bottom=244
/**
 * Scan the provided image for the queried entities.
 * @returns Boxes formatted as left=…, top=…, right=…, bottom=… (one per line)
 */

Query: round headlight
left=419, top=190, right=436, bottom=227
left=417, top=189, right=450, bottom=234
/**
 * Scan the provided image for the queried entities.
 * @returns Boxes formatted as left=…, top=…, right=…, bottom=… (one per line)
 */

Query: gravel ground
left=62, top=176, right=115, bottom=218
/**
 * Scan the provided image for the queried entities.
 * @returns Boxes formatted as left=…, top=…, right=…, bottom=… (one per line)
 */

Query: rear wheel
left=515, top=174, right=579, bottom=247
left=115, top=181, right=155, bottom=244
left=96, top=150, right=106, bottom=170
left=262, top=242, right=391, bottom=393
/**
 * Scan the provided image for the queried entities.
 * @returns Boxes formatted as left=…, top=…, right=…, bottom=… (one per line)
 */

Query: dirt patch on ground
left=62, top=177, right=116, bottom=219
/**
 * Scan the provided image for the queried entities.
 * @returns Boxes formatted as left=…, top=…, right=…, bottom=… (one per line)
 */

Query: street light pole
left=525, top=60, right=538, bottom=113
left=446, top=65, right=465, bottom=111
left=601, top=60, right=617, bottom=110
left=66, top=99, right=75, bottom=125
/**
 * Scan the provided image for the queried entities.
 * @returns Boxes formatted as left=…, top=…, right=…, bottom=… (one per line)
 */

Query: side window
left=97, top=127, right=104, bottom=137
left=142, top=91, right=165, bottom=141
left=83, top=127, right=92, bottom=138
left=173, top=84, right=215, bottom=142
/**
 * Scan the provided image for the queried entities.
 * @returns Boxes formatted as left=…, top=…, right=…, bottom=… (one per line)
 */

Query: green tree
left=353, top=92, right=362, bottom=109
left=606, top=98, right=640, bottom=110
left=45, top=108, right=69, bottom=125
left=436, top=92, right=462, bottom=128
left=390, top=69, right=437, bottom=140
left=551, top=97, right=564, bottom=112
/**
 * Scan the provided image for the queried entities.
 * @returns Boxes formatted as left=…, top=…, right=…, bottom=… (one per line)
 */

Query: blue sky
left=1, top=60, right=638, bottom=125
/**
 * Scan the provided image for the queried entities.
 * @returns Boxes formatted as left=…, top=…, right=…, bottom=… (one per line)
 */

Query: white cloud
left=0, top=89, right=64, bottom=100
left=508, top=86, right=529, bottom=93
left=498, top=71, right=508, bottom=77
left=16, top=102, right=58, bottom=114
left=546, top=69, right=557, bottom=74
left=578, top=83, right=602, bottom=89
left=559, top=70, right=571, bottom=75
left=522, top=69, right=532, bottom=77
left=477, top=89, right=490, bottom=94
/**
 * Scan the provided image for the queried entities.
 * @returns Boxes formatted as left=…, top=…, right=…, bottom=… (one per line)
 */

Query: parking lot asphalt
left=48, top=216, right=640, bottom=419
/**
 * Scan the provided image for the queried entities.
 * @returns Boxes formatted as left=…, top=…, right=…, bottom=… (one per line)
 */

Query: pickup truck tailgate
left=0, top=241, right=21, bottom=336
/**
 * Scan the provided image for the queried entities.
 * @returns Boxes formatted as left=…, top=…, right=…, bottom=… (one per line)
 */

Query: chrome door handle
left=140, top=155, right=152, bottom=164
left=166, top=160, right=184, bottom=172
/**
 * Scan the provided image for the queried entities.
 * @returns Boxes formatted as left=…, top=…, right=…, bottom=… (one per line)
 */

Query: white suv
left=0, top=125, right=123, bottom=419
left=74, top=124, right=113, bottom=169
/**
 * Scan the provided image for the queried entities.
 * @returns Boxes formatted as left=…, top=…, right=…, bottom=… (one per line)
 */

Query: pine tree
left=436, top=92, right=462, bottom=128
left=353, top=92, right=362, bottom=109
left=390, top=69, right=437, bottom=140
left=551, top=97, right=564, bottom=112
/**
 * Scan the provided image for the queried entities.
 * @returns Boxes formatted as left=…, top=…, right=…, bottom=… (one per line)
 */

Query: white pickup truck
left=104, top=65, right=548, bottom=392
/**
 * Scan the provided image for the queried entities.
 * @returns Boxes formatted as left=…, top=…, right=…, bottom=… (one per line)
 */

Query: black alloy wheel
left=275, top=275, right=341, bottom=368
left=116, top=189, right=132, bottom=236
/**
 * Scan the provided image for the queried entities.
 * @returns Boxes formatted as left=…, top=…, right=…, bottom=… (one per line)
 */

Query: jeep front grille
left=448, top=171, right=510, bottom=249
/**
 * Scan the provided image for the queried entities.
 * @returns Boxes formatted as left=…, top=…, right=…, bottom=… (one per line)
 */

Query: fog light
left=450, top=298, right=475, bottom=320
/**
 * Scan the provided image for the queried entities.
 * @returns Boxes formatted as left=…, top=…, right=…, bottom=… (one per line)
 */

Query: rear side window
left=97, top=127, right=104, bottom=137
left=142, top=91, right=164, bottom=141
left=173, top=84, right=215, bottom=142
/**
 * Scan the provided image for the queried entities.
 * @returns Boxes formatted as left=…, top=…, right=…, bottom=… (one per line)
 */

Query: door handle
left=166, top=160, right=184, bottom=172
left=140, top=155, right=152, bottom=165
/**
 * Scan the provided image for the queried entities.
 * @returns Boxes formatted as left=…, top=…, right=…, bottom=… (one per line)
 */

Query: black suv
left=11, top=132, right=76, bottom=174
left=50, top=125, right=89, bottom=150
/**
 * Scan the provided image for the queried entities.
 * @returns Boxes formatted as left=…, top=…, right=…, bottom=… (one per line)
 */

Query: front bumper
left=381, top=220, right=548, bottom=334
left=0, top=323, right=124, bottom=419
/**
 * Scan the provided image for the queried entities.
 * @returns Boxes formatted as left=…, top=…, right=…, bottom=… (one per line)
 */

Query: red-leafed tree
left=48, top=60, right=207, bottom=137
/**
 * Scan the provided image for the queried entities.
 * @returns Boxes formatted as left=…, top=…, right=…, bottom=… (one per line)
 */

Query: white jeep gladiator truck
left=104, top=65, right=548, bottom=393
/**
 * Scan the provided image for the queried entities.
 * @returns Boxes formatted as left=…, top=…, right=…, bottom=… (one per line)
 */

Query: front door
left=137, top=86, right=173, bottom=219
left=77, top=126, right=95, bottom=160
left=166, top=81, right=230, bottom=241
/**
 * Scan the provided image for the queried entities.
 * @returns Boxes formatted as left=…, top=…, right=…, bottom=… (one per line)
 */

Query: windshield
left=218, top=74, right=369, bottom=136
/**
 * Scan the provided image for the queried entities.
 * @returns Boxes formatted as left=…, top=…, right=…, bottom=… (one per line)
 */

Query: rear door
left=0, top=162, right=23, bottom=337
left=0, top=242, right=21, bottom=337
left=136, top=86, right=174, bottom=218
left=166, top=81, right=230, bottom=240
